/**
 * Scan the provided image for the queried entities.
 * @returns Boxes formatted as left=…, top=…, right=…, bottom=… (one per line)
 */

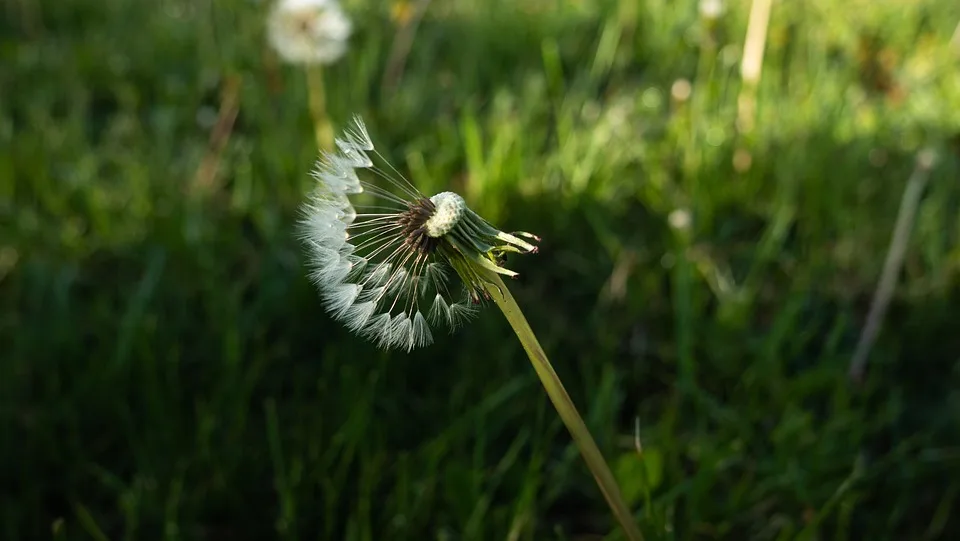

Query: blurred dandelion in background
left=699, top=0, right=724, bottom=21
left=670, top=78, right=692, bottom=104
left=267, top=0, right=352, bottom=65
left=266, top=0, right=352, bottom=151
left=668, top=208, right=692, bottom=232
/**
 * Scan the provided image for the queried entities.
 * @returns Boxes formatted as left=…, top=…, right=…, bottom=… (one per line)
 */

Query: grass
left=3, top=0, right=960, bottom=539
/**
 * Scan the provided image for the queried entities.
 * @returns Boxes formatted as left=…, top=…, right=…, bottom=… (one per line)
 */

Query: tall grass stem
left=848, top=149, right=936, bottom=382
left=737, top=0, right=772, bottom=134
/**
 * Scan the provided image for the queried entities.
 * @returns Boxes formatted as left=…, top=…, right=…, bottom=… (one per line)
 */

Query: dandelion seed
left=299, top=116, right=540, bottom=351
left=267, top=0, right=352, bottom=65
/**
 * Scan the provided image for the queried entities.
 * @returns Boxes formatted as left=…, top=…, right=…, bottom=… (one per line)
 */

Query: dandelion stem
left=482, top=273, right=644, bottom=541
left=306, top=65, right=334, bottom=152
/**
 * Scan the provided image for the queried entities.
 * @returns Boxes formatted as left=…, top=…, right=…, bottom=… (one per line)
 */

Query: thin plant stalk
left=482, top=272, right=644, bottom=541
left=848, top=149, right=936, bottom=383
left=382, top=0, right=432, bottom=93
left=952, top=20, right=960, bottom=55
left=737, top=0, right=772, bottom=134
left=306, top=65, right=334, bottom=152
left=190, top=73, right=241, bottom=198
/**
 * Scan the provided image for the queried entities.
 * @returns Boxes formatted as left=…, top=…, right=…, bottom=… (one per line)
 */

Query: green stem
left=482, top=273, right=644, bottom=541
left=306, top=65, right=334, bottom=152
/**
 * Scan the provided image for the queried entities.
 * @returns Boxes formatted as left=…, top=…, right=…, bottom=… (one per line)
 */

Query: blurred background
left=3, top=0, right=960, bottom=539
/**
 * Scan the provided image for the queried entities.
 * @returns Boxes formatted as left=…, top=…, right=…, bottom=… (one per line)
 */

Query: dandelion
left=699, top=0, right=724, bottom=21
left=668, top=208, right=692, bottom=232
left=265, top=0, right=352, bottom=152
left=299, top=118, right=645, bottom=540
left=267, top=0, right=352, bottom=65
left=300, top=116, right=540, bottom=351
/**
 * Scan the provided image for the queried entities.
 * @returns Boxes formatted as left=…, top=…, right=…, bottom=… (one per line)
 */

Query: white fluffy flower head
left=299, top=117, right=540, bottom=351
left=699, top=0, right=724, bottom=20
left=267, top=0, right=352, bottom=65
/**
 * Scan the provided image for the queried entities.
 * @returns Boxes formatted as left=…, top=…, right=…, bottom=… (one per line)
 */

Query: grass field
left=3, top=0, right=960, bottom=539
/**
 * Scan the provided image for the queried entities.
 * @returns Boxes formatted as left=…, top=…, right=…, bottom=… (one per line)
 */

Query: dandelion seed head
left=668, top=208, right=692, bottom=231
left=297, top=118, right=466, bottom=350
left=699, top=0, right=724, bottom=21
left=299, top=117, right=539, bottom=351
left=267, top=0, right=352, bottom=65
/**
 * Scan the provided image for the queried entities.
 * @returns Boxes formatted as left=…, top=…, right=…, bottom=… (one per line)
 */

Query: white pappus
left=267, top=0, right=352, bottom=65
left=299, top=117, right=540, bottom=352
